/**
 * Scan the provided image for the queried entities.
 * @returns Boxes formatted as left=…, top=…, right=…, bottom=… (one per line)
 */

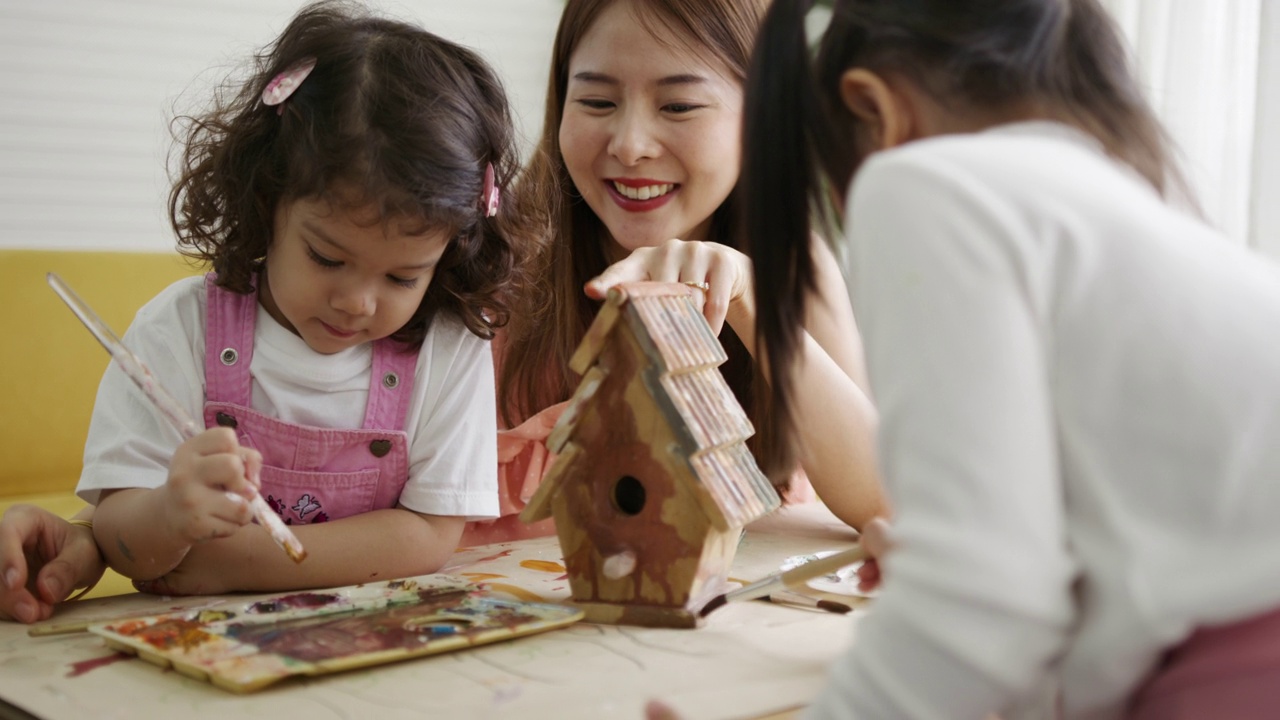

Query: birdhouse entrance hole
left=612, top=475, right=646, bottom=516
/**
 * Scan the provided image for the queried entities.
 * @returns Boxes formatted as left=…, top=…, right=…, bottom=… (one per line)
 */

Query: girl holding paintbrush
left=39, top=1, right=521, bottom=598
left=653, top=0, right=1280, bottom=718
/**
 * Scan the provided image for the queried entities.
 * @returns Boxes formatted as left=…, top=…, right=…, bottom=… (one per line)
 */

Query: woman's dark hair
left=498, top=0, right=768, bottom=427
left=742, top=0, right=1184, bottom=477
left=170, top=0, right=525, bottom=344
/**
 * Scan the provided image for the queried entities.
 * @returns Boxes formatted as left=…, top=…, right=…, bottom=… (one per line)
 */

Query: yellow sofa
left=0, top=250, right=204, bottom=598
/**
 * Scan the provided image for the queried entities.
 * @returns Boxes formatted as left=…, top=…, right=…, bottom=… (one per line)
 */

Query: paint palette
left=88, top=576, right=583, bottom=693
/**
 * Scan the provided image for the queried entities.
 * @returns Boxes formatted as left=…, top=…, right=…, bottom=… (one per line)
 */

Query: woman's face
left=559, top=0, right=743, bottom=254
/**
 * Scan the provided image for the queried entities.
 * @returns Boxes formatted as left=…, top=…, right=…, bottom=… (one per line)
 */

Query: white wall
left=0, top=0, right=562, bottom=252
left=1098, top=0, right=1279, bottom=255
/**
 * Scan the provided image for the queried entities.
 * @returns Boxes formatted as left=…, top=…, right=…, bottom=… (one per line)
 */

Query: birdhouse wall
left=548, top=325, right=734, bottom=615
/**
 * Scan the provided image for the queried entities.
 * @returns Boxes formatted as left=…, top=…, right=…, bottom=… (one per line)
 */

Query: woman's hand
left=162, top=427, right=263, bottom=547
left=585, top=238, right=753, bottom=336
left=0, top=505, right=105, bottom=623
left=855, top=517, right=894, bottom=594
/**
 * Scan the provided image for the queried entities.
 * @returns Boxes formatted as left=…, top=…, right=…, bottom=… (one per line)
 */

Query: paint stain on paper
left=480, top=583, right=548, bottom=602
left=519, top=560, right=566, bottom=574
left=66, top=652, right=134, bottom=678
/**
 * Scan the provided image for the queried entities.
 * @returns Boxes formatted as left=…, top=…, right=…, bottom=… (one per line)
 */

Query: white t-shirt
left=808, top=122, right=1280, bottom=720
left=77, top=275, right=499, bottom=520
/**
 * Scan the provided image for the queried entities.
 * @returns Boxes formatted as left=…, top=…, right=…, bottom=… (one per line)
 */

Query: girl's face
left=260, top=195, right=449, bottom=354
left=559, top=0, right=743, bottom=254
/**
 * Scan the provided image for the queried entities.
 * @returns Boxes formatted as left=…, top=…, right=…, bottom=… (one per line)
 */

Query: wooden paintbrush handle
left=779, top=546, right=867, bottom=590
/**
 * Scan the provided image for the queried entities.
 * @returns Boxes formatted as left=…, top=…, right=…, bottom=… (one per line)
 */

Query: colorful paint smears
left=88, top=576, right=583, bottom=693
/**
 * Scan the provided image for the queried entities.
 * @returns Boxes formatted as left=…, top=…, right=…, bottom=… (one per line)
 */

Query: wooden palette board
left=88, top=575, right=583, bottom=693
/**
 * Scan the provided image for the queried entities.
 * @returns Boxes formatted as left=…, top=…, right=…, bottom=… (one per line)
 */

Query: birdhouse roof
left=531, top=282, right=779, bottom=529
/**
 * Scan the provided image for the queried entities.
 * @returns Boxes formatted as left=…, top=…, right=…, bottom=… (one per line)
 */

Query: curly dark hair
left=169, top=0, right=524, bottom=344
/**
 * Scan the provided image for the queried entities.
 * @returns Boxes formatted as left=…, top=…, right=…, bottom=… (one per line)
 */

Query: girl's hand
left=162, top=427, right=262, bottom=547
left=856, top=517, right=894, bottom=594
left=133, top=537, right=240, bottom=597
left=0, top=506, right=105, bottom=623
left=585, top=239, right=753, bottom=336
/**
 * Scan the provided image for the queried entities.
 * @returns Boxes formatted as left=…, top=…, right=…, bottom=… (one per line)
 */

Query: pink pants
left=1128, top=605, right=1280, bottom=719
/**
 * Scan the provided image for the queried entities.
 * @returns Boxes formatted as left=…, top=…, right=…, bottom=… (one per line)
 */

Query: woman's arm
left=136, top=508, right=464, bottom=595
left=728, top=237, right=884, bottom=528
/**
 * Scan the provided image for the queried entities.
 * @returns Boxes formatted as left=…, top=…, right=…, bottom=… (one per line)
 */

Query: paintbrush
left=46, top=273, right=306, bottom=563
left=765, top=589, right=853, bottom=615
left=699, top=545, right=865, bottom=617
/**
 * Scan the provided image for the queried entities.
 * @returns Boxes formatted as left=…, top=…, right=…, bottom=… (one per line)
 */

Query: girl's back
left=845, top=118, right=1280, bottom=715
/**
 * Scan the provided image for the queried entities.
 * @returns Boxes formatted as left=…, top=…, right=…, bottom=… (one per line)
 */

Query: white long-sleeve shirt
left=809, top=122, right=1280, bottom=720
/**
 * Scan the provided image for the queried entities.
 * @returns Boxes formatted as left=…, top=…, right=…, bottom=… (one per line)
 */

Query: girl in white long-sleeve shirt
left=736, top=1, right=1280, bottom=718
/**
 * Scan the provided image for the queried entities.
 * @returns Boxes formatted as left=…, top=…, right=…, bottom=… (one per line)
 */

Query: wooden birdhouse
left=519, top=282, right=781, bottom=628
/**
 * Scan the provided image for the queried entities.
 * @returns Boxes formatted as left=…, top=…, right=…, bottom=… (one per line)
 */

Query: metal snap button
left=220, top=348, right=238, bottom=365
left=369, top=439, right=392, bottom=458
left=215, top=412, right=238, bottom=429
left=382, top=372, right=399, bottom=389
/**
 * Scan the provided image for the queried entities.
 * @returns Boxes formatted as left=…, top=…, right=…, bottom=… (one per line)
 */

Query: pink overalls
left=201, top=275, right=418, bottom=525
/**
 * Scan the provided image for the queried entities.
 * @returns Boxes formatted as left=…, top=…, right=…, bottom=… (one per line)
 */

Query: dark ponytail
left=741, top=0, right=826, bottom=480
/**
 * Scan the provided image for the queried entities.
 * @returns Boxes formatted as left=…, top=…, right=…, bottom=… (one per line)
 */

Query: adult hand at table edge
left=0, top=504, right=106, bottom=623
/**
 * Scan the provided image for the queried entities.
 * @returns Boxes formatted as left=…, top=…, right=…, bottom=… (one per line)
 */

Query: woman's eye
left=307, top=247, right=341, bottom=268
left=663, top=103, right=704, bottom=114
left=575, top=98, right=615, bottom=111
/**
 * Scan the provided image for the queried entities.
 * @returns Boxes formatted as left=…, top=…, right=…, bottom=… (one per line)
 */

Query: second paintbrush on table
left=699, top=545, right=866, bottom=617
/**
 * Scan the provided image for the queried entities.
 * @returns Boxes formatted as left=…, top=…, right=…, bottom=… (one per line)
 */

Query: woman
left=485, top=0, right=884, bottom=542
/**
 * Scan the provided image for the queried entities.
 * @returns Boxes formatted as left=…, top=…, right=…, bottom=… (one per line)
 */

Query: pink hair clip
left=482, top=162, right=500, bottom=218
left=261, top=57, right=317, bottom=115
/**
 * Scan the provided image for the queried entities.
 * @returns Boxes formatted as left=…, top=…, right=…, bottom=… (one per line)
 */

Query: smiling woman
left=479, top=0, right=888, bottom=545
left=557, top=0, right=743, bottom=252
